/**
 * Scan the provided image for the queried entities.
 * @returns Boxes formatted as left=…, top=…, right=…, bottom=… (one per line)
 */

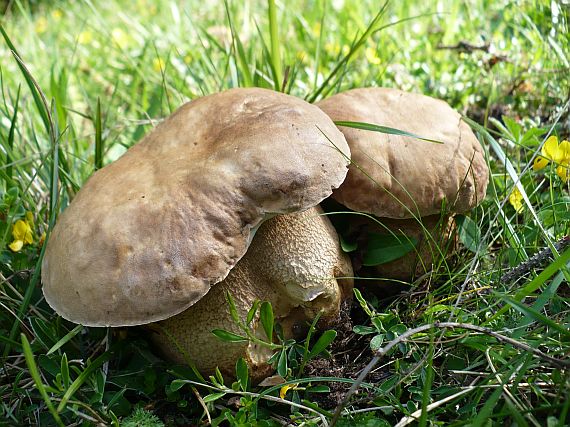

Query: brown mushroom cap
left=317, top=87, right=488, bottom=219
left=42, top=88, right=350, bottom=327
left=151, top=205, right=353, bottom=379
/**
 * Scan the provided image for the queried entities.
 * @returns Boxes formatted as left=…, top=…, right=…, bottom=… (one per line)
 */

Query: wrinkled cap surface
left=42, top=88, right=350, bottom=327
left=317, top=87, right=488, bottom=218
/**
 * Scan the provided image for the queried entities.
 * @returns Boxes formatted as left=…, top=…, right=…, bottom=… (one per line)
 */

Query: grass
left=0, top=0, right=569, bottom=425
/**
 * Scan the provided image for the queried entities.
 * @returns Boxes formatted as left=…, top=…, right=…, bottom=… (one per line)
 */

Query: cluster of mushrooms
left=41, top=87, right=488, bottom=380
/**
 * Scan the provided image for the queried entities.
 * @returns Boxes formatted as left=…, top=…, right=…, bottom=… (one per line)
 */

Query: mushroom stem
left=149, top=206, right=353, bottom=380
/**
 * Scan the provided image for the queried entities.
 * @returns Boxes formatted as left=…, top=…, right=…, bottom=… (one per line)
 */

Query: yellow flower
left=78, top=30, right=94, bottom=45
left=279, top=383, right=298, bottom=399
left=508, top=187, right=524, bottom=213
left=533, top=135, right=570, bottom=183
left=153, top=57, right=166, bottom=73
left=8, top=218, right=34, bottom=252
left=111, top=28, right=130, bottom=48
left=35, top=17, right=48, bottom=34
left=325, top=42, right=340, bottom=56
left=312, top=22, right=321, bottom=37
left=51, top=10, right=63, bottom=20
left=365, top=47, right=381, bottom=65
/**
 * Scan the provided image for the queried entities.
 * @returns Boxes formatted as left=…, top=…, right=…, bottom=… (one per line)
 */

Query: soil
left=304, top=298, right=389, bottom=409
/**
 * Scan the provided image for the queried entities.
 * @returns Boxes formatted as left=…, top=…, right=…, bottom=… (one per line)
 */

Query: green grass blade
left=334, top=120, right=444, bottom=144
left=419, top=331, right=435, bottom=427
left=56, top=347, right=115, bottom=412
left=6, top=83, right=20, bottom=182
left=94, top=97, right=103, bottom=171
left=267, top=0, right=282, bottom=90
left=307, top=1, right=389, bottom=103
left=46, top=324, right=84, bottom=356
left=4, top=233, right=51, bottom=357
left=21, top=334, right=65, bottom=427
left=0, top=25, right=51, bottom=135
left=224, top=0, right=253, bottom=87
left=483, top=247, right=570, bottom=325
left=498, top=293, right=570, bottom=338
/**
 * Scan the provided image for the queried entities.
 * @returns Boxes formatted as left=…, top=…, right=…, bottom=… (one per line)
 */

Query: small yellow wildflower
left=8, top=217, right=34, bottom=252
left=153, top=58, right=166, bottom=73
left=365, top=47, right=381, bottom=65
left=78, top=30, right=94, bottom=45
left=111, top=28, right=130, bottom=49
left=35, top=17, right=48, bottom=34
left=312, top=22, right=321, bottom=37
left=508, top=187, right=524, bottom=213
left=25, top=211, right=34, bottom=228
left=324, top=42, right=340, bottom=56
left=533, top=135, right=570, bottom=183
left=279, top=383, right=298, bottom=399
left=51, top=10, right=63, bottom=20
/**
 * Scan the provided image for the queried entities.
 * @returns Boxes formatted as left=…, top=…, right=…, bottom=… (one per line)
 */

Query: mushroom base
left=345, top=214, right=457, bottom=286
left=147, top=207, right=353, bottom=381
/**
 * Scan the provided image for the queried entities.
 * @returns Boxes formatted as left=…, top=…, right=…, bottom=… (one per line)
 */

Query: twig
left=501, top=236, right=570, bottom=284
left=174, top=379, right=329, bottom=427
left=437, top=40, right=490, bottom=53
left=330, top=322, right=570, bottom=426
left=394, top=388, right=473, bottom=427
left=191, top=386, right=212, bottom=425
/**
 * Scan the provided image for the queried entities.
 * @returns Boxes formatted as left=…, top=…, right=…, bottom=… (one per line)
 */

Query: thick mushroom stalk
left=150, top=206, right=353, bottom=379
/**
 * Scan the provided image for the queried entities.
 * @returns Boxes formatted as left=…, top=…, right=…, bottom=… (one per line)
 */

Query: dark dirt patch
left=305, top=299, right=389, bottom=409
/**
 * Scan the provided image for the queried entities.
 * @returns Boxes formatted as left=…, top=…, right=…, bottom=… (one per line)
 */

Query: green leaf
left=334, top=120, right=444, bottom=144
left=370, top=334, right=384, bottom=351
left=277, top=349, right=288, bottom=378
left=21, top=334, right=65, bottom=427
left=362, top=232, right=418, bottom=266
left=246, top=300, right=260, bottom=326
left=47, top=324, right=83, bottom=355
left=235, top=358, right=249, bottom=391
left=339, top=234, right=358, bottom=253
left=57, top=348, right=114, bottom=412
left=484, top=247, right=570, bottom=325
left=307, top=385, right=330, bottom=393
left=499, top=294, right=570, bottom=338
left=260, top=301, right=274, bottom=342
left=308, top=330, right=337, bottom=359
left=29, top=317, right=56, bottom=350
left=211, top=329, right=249, bottom=343
left=353, top=288, right=374, bottom=317
left=203, top=392, right=227, bottom=403
left=353, top=325, right=377, bottom=335
left=170, top=380, right=186, bottom=392
left=456, top=215, right=481, bottom=253
left=60, top=353, right=70, bottom=390
left=225, top=291, right=240, bottom=325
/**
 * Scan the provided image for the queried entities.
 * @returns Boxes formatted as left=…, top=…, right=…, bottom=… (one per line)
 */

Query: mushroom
left=317, top=87, right=488, bottom=282
left=152, top=205, right=353, bottom=379
left=41, top=87, right=352, bottom=377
